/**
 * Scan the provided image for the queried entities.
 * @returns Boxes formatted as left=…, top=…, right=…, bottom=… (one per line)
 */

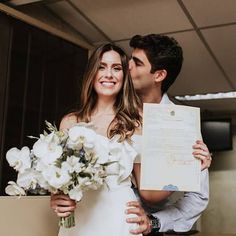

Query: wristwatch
left=148, top=214, right=161, bottom=233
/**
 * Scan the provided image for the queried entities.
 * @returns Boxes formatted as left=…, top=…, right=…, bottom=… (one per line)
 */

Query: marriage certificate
left=140, top=103, right=201, bottom=192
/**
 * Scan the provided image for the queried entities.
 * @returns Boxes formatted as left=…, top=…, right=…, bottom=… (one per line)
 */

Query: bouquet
left=5, top=121, right=114, bottom=228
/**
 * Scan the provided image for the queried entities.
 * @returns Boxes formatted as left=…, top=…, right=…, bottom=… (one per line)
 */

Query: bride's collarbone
left=91, top=114, right=114, bottom=125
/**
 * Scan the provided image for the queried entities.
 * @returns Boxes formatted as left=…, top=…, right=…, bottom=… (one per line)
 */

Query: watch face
left=152, top=218, right=160, bottom=230
left=149, top=215, right=161, bottom=232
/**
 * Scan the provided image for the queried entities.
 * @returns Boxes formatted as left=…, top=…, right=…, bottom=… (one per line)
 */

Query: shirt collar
left=160, top=93, right=173, bottom=105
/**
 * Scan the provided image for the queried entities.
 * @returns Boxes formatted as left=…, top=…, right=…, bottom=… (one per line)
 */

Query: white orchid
left=65, top=156, right=84, bottom=173
left=42, top=165, right=71, bottom=189
left=68, top=125, right=97, bottom=149
left=77, top=176, right=92, bottom=187
left=68, top=186, right=83, bottom=201
left=33, top=132, right=62, bottom=165
left=5, top=121, right=110, bottom=228
left=17, top=169, right=39, bottom=189
left=36, top=173, right=51, bottom=190
left=6, top=147, right=31, bottom=173
left=5, top=181, right=26, bottom=196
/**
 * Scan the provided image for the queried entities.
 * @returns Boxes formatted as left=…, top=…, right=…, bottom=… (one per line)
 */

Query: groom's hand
left=193, top=140, right=212, bottom=170
left=126, top=201, right=151, bottom=235
left=50, top=194, right=76, bottom=217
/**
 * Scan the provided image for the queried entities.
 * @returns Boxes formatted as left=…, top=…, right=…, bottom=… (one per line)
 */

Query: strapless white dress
left=58, top=134, right=142, bottom=236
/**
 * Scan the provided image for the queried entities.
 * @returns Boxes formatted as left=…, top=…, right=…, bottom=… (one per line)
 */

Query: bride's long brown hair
left=73, top=43, right=142, bottom=142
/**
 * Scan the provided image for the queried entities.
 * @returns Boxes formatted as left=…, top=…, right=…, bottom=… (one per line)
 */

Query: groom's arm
left=152, top=169, right=209, bottom=232
left=126, top=169, right=209, bottom=233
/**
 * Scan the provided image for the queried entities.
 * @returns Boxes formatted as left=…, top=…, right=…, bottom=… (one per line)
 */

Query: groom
left=126, top=34, right=211, bottom=235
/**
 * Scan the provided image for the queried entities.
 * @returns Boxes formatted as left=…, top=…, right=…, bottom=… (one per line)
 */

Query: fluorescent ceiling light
left=175, top=91, right=236, bottom=101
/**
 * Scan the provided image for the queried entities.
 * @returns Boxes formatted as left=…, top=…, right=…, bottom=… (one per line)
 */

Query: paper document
left=140, top=103, right=201, bottom=192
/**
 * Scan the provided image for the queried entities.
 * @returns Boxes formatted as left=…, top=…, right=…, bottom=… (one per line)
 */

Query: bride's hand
left=50, top=194, right=76, bottom=217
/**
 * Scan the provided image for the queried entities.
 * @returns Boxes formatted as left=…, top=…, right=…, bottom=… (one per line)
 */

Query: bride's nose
left=104, top=68, right=113, bottom=78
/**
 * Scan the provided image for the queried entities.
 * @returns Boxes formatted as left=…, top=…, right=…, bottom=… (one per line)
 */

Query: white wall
left=201, top=126, right=236, bottom=234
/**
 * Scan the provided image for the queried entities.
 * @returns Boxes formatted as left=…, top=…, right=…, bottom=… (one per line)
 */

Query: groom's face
left=129, top=49, right=155, bottom=93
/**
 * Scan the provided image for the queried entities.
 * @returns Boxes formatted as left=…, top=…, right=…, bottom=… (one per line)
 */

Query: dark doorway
left=0, top=11, right=88, bottom=195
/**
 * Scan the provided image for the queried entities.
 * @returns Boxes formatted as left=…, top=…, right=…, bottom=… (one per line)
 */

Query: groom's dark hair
left=129, top=34, right=183, bottom=94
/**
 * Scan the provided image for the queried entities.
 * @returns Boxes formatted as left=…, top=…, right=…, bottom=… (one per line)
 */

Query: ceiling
left=4, top=0, right=236, bottom=116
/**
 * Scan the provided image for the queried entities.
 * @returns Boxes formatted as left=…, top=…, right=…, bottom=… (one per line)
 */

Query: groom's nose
left=129, top=60, right=133, bottom=71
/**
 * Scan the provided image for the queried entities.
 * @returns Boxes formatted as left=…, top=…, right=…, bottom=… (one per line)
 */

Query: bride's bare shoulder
left=60, top=113, right=78, bottom=130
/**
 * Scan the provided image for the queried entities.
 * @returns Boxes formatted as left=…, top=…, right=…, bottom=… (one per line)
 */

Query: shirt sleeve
left=153, top=169, right=209, bottom=232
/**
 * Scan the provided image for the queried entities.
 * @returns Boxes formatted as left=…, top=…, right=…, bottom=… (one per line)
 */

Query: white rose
left=5, top=181, right=26, bottom=196
left=6, top=147, right=31, bottom=173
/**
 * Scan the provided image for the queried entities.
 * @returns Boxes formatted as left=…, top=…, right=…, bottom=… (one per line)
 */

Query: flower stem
left=59, top=211, right=75, bottom=228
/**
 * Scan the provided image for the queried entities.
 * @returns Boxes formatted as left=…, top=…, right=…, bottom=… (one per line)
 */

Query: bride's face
left=94, top=50, right=124, bottom=99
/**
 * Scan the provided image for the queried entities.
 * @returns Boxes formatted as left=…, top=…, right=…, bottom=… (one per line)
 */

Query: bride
left=50, top=43, right=171, bottom=236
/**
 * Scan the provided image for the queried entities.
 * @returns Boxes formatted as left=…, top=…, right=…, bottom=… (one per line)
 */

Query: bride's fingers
left=56, top=206, right=75, bottom=213
left=57, top=195, right=73, bottom=201
left=56, top=211, right=72, bottom=217
left=55, top=199, right=76, bottom=207
left=53, top=205, right=75, bottom=217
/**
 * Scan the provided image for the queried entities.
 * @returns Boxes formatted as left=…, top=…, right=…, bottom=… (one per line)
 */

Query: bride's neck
left=91, top=98, right=116, bottom=137
left=93, top=97, right=115, bottom=115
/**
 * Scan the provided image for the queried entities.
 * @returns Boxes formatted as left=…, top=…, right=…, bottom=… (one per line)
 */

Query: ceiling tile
left=70, top=0, right=193, bottom=41
left=201, top=25, right=236, bottom=89
left=167, top=31, right=232, bottom=96
left=47, top=1, right=108, bottom=43
left=182, top=0, right=236, bottom=27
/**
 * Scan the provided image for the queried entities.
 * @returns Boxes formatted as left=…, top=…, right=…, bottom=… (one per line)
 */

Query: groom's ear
left=154, top=69, right=167, bottom=83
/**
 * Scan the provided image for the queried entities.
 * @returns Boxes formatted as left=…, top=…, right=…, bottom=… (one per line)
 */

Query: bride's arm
left=132, top=163, right=172, bottom=203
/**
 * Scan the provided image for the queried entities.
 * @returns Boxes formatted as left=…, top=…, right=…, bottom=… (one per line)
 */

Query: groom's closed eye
left=131, top=56, right=144, bottom=66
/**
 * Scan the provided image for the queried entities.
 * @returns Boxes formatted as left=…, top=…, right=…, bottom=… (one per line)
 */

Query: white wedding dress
left=58, top=134, right=142, bottom=236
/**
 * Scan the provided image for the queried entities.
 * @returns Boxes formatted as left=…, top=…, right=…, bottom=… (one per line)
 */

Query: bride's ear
left=154, top=69, right=167, bottom=83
